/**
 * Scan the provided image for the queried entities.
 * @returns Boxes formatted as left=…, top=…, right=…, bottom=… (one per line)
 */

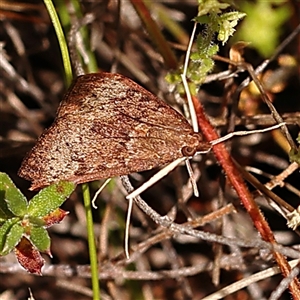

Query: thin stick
left=181, top=22, right=199, bottom=132
left=269, top=260, right=300, bottom=300
left=185, top=160, right=199, bottom=197
left=201, top=259, right=300, bottom=300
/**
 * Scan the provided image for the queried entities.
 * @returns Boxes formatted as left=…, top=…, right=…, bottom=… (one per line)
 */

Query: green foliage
left=196, top=1, right=245, bottom=45
left=234, top=0, right=291, bottom=57
left=166, top=0, right=245, bottom=93
left=0, top=172, right=75, bottom=273
left=0, top=173, right=27, bottom=218
left=0, top=218, right=22, bottom=255
left=28, top=181, right=76, bottom=217
left=29, top=226, right=51, bottom=252
left=216, top=11, right=246, bottom=45
left=197, top=0, right=229, bottom=16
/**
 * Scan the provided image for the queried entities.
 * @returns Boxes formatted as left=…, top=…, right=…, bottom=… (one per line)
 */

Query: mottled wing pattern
left=18, top=73, right=202, bottom=190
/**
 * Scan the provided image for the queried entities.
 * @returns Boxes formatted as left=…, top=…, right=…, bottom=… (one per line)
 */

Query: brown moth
left=18, top=73, right=210, bottom=190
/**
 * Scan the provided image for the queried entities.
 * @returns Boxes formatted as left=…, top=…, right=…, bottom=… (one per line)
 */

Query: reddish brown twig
left=191, top=94, right=300, bottom=297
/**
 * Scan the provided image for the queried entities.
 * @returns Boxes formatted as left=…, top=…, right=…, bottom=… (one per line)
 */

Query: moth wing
left=57, top=73, right=194, bottom=131
left=18, top=110, right=198, bottom=190
left=19, top=72, right=202, bottom=190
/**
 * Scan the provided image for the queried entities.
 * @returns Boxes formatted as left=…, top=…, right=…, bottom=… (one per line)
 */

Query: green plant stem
left=43, top=0, right=72, bottom=85
left=82, top=183, right=100, bottom=300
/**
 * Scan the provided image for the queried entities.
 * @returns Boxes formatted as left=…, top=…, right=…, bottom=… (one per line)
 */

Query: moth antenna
left=92, top=178, right=111, bottom=209
left=185, top=160, right=199, bottom=197
left=125, top=197, right=134, bottom=259
left=210, top=123, right=286, bottom=146
left=126, top=157, right=187, bottom=200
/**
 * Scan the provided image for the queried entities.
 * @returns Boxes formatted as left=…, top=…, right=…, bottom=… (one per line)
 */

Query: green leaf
left=165, top=72, right=182, bottom=84
left=207, top=44, right=219, bottom=56
left=197, top=0, right=229, bottom=16
left=190, top=51, right=202, bottom=61
left=0, top=219, right=23, bottom=255
left=195, top=31, right=212, bottom=53
left=217, top=12, right=246, bottom=45
left=0, top=218, right=19, bottom=253
left=202, top=57, right=215, bottom=73
left=30, top=226, right=51, bottom=252
left=28, top=181, right=75, bottom=217
left=0, top=172, right=28, bottom=218
left=0, top=196, right=14, bottom=223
